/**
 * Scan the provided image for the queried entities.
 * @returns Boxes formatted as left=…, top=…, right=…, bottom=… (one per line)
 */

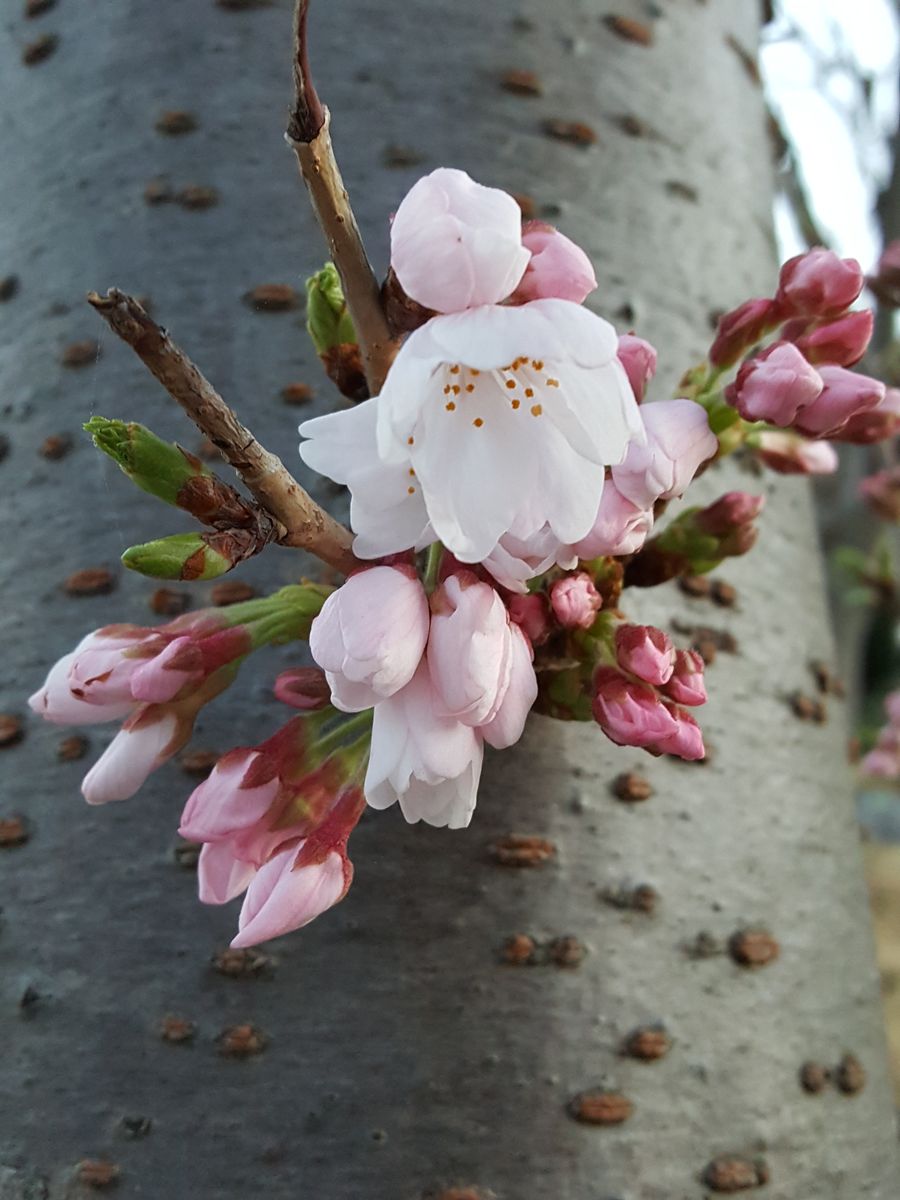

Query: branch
left=287, top=0, right=397, bottom=396
left=87, top=289, right=361, bottom=576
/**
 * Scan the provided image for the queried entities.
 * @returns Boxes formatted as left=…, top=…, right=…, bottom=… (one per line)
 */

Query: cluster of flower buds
left=704, top=249, right=900, bottom=471
left=861, top=692, right=900, bottom=780
left=179, top=712, right=366, bottom=947
left=592, top=625, right=706, bottom=760
left=28, top=586, right=328, bottom=803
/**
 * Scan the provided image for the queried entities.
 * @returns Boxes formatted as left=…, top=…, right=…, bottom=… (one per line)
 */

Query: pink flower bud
left=549, top=572, right=602, bottom=630
left=612, top=399, right=717, bottom=509
left=860, top=468, right=900, bottom=521
left=709, top=298, right=780, bottom=368
left=794, top=309, right=873, bottom=367
left=507, top=593, right=552, bottom=645
left=389, top=168, right=530, bottom=312
left=179, top=748, right=280, bottom=844
left=81, top=709, right=180, bottom=805
left=197, top=841, right=256, bottom=905
left=479, top=624, right=538, bottom=750
left=231, top=843, right=350, bottom=948
left=836, top=387, right=900, bottom=445
left=753, top=431, right=838, bottom=475
left=615, top=624, right=676, bottom=686
left=661, top=649, right=707, bottom=706
left=793, top=366, right=885, bottom=438
left=273, top=667, right=332, bottom=710
left=310, top=565, right=429, bottom=713
left=861, top=748, right=900, bottom=779
left=66, top=627, right=151, bottom=708
left=652, top=707, right=706, bottom=761
left=592, top=667, right=679, bottom=748
left=28, top=641, right=136, bottom=726
left=695, top=492, right=764, bottom=537
left=725, top=342, right=823, bottom=426
left=510, top=221, right=597, bottom=304
left=776, top=249, right=863, bottom=318
left=571, top=482, right=654, bottom=559
left=428, top=572, right=514, bottom=726
left=617, top=333, right=658, bottom=403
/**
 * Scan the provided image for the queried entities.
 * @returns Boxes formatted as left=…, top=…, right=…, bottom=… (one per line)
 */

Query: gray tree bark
left=2, top=1, right=898, bottom=1197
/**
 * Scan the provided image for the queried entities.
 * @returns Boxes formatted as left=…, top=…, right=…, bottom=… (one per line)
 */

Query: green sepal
left=306, top=262, right=357, bottom=355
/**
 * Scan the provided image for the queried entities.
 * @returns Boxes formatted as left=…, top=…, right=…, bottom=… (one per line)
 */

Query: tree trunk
left=2, top=1, right=898, bottom=1197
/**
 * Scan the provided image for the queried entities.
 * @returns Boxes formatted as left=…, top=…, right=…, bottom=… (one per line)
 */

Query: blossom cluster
left=30, top=169, right=899, bottom=947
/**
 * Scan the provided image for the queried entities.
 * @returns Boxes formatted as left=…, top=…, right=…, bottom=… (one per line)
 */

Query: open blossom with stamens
left=301, top=300, right=643, bottom=563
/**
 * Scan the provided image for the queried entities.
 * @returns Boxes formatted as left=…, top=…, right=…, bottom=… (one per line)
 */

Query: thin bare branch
left=87, top=289, right=361, bottom=576
left=287, top=0, right=398, bottom=396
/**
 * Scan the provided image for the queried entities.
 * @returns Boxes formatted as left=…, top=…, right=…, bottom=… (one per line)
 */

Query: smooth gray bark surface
left=1, top=1, right=898, bottom=1197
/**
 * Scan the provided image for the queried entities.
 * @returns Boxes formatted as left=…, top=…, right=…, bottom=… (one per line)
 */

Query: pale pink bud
left=726, top=341, right=823, bottom=426
left=81, top=709, right=180, bottom=805
left=310, top=565, right=429, bottom=712
left=428, top=572, right=513, bottom=726
left=617, top=334, right=658, bottom=403
left=197, top=841, right=256, bottom=905
left=776, top=249, right=863, bottom=318
left=652, top=707, right=706, bottom=761
left=753, top=431, right=839, bottom=475
left=129, top=635, right=204, bottom=704
left=231, top=844, right=349, bottom=948
left=794, top=310, right=873, bottom=367
left=507, top=593, right=551, bottom=646
left=571, top=482, right=654, bottom=559
left=695, top=492, right=764, bottom=536
left=615, top=624, right=676, bottom=686
left=592, top=667, right=679, bottom=748
left=510, top=221, right=597, bottom=304
left=389, top=168, right=530, bottom=312
left=661, top=649, right=707, bottom=706
left=550, top=572, right=602, bottom=630
left=66, top=628, right=150, bottom=707
left=612, top=399, right=717, bottom=509
left=793, top=366, right=885, bottom=438
left=273, top=667, right=332, bottom=709
left=479, top=624, right=538, bottom=750
left=837, top=387, right=900, bottom=445
left=28, top=645, right=135, bottom=726
left=709, top=298, right=780, bottom=368
left=179, top=749, right=279, bottom=844
left=860, top=468, right=900, bottom=521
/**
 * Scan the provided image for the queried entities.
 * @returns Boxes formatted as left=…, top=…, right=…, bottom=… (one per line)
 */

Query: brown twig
left=87, top=289, right=361, bottom=575
left=287, top=0, right=397, bottom=396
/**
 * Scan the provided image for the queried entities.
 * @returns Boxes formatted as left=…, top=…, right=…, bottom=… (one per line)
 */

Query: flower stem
left=423, top=542, right=444, bottom=594
left=315, top=710, right=374, bottom=756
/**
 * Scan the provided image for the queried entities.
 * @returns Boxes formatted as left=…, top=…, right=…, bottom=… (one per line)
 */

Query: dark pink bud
left=652, top=707, right=706, bottom=761
left=592, top=667, right=679, bottom=748
left=661, top=649, right=707, bottom=707
left=617, top=333, right=658, bottom=402
left=549, top=573, right=602, bottom=631
left=507, top=593, right=551, bottom=646
left=273, top=667, right=332, bottom=710
left=725, top=341, right=823, bottom=426
left=709, top=298, right=780, bottom=368
left=839, top=387, right=900, bottom=444
left=695, top=492, right=765, bottom=536
left=793, top=366, right=885, bottom=438
left=795, top=309, right=873, bottom=367
left=860, top=468, right=900, bottom=522
left=775, top=249, right=863, bottom=318
left=614, top=624, right=676, bottom=686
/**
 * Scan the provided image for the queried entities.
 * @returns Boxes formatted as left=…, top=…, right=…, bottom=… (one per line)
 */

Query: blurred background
left=762, top=0, right=900, bottom=1101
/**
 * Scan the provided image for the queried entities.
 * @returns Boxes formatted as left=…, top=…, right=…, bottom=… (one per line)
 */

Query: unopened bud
left=507, top=593, right=552, bottom=646
left=751, top=430, right=839, bottom=475
left=85, top=417, right=211, bottom=507
left=695, top=492, right=764, bottom=537
left=122, top=532, right=235, bottom=581
left=550, top=573, right=602, bottom=630
left=662, top=649, right=707, bottom=707
left=306, top=263, right=358, bottom=356
left=840, top=387, right=900, bottom=444
left=794, top=310, right=873, bottom=367
left=776, top=249, right=863, bottom=318
left=273, top=667, right=332, bottom=710
left=709, top=298, right=780, bottom=368
left=725, top=341, right=823, bottom=426
left=614, top=624, right=675, bottom=686
left=860, top=468, right=900, bottom=522
left=617, top=333, right=657, bottom=403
